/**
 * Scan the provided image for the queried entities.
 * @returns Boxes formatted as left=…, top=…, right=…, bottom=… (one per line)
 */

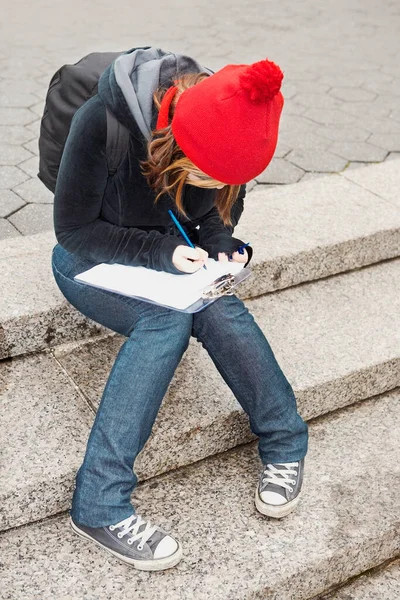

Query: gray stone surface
left=341, top=159, right=400, bottom=208
left=318, top=559, right=400, bottom=599
left=0, top=107, right=37, bottom=126
left=0, top=143, right=33, bottom=166
left=368, top=132, right=400, bottom=152
left=2, top=168, right=400, bottom=359
left=234, top=173, right=400, bottom=299
left=0, top=352, right=94, bottom=531
left=7, top=203, right=54, bottom=234
left=0, top=218, right=21, bottom=239
left=1, top=390, right=399, bottom=599
left=2, top=259, right=399, bottom=530
left=0, top=165, right=29, bottom=188
left=1, top=0, right=399, bottom=235
left=0, top=231, right=107, bottom=360
left=329, top=87, right=377, bottom=102
left=11, top=177, right=53, bottom=203
left=329, top=141, right=388, bottom=162
left=287, top=149, right=348, bottom=172
left=255, top=158, right=304, bottom=184
left=0, top=190, right=26, bottom=218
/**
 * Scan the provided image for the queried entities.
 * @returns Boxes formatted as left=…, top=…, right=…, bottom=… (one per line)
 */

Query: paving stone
left=245, top=178, right=257, bottom=193
left=0, top=125, right=35, bottom=144
left=282, top=101, right=308, bottom=116
left=0, top=165, right=30, bottom=188
left=363, top=80, right=400, bottom=96
left=368, top=132, right=400, bottom=152
left=294, top=93, right=343, bottom=109
left=255, top=158, right=304, bottom=184
left=11, top=177, right=53, bottom=203
left=1, top=391, right=399, bottom=599
left=29, top=100, right=46, bottom=118
left=0, top=218, right=21, bottom=240
left=340, top=101, right=391, bottom=119
left=315, top=125, right=371, bottom=142
left=319, top=559, right=400, bottom=600
left=329, top=87, right=377, bottom=102
left=299, top=172, right=325, bottom=182
left=329, top=141, right=388, bottom=162
left=22, top=138, right=39, bottom=155
left=279, top=129, right=330, bottom=151
left=341, top=158, right=400, bottom=208
left=353, top=115, right=400, bottom=133
left=281, top=114, right=317, bottom=133
left=287, top=149, right=348, bottom=172
left=0, top=56, right=48, bottom=75
left=281, top=81, right=296, bottom=99
left=274, top=140, right=291, bottom=158
left=24, top=119, right=41, bottom=137
left=304, top=108, right=357, bottom=126
left=18, top=154, right=39, bottom=177
left=291, top=80, right=331, bottom=94
left=7, top=203, right=53, bottom=234
left=0, top=107, right=37, bottom=126
left=319, top=74, right=368, bottom=88
left=0, top=78, right=44, bottom=95
left=389, top=109, right=400, bottom=122
left=0, top=143, right=33, bottom=165
left=0, top=90, right=38, bottom=108
left=0, top=189, right=26, bottom=217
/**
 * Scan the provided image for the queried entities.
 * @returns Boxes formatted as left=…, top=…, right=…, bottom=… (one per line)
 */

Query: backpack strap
left=106, top=106, right=130, bottom=176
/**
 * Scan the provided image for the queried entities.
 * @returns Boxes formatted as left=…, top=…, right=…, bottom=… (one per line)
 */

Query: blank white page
left=75, top=258, right=245, bottom=310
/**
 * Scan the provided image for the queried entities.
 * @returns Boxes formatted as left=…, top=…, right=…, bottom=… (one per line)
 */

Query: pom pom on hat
left=239, top=58, right=284, bottom=103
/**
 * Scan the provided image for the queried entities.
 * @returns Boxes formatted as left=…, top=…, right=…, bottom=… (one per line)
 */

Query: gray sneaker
left=70, top=512, right=182, bottom=571
left=255, top=458, right=305, bottom=518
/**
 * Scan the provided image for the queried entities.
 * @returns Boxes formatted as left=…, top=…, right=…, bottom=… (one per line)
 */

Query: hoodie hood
left=98, top=46, right=214, bottom=142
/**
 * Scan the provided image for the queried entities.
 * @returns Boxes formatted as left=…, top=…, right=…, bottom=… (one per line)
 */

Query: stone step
left=1, top=390, right=399, bottom=600
left=1, top=164, right=400, bottom=359
left=317, top=558, right=400, bottom=600
left=1, top=259, right=399, bottom=532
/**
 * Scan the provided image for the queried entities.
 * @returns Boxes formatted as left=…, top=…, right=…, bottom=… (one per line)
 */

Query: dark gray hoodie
left=53, top=46, right=251, bottom=273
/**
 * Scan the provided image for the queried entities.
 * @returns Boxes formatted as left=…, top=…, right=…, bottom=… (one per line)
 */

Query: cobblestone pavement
left=0, top=0, right=399, bottom=239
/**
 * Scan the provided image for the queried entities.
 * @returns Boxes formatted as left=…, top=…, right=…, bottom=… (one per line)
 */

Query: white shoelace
left=110, top=514, right=158, bottom=548
left=262, top=462, right=299, bottom=491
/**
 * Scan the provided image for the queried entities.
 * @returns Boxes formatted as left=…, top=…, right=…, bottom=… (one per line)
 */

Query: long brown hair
left=139, top=72, right=241, bottom=227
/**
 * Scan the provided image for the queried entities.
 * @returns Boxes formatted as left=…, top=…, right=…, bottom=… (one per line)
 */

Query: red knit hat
left=156, top=58, right=284, bottom=185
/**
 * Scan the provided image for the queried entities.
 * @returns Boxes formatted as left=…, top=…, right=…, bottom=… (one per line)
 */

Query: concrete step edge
left=1, top=389, right=399, bottom=599
left=1, top=167, right=400, bottom=359
left=1, top=259, right=399, bottom=531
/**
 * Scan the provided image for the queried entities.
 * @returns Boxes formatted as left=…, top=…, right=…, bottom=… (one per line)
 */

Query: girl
left=51, top=46, right=308, bottom=572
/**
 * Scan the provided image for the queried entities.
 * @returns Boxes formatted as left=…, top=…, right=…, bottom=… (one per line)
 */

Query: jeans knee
left=128, top=309, right=193, bottom=355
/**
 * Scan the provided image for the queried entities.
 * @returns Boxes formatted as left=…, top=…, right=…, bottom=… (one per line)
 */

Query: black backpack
left=37, top=48, right=143, bottom=193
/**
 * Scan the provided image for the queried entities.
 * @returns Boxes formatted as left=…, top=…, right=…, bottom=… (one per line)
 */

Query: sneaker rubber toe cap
left=260, top=490, right=287, bottom=505
left=153, top=535, right=179, bottom=559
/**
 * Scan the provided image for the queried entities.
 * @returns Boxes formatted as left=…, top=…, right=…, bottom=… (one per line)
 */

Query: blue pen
left=168, top=209, right=207, bottom=270
left=228, top=242, right=250, bottom=261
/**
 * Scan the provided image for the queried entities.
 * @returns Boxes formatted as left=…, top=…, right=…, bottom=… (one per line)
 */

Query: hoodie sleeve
left=196, top=184, right=253, bottom=267
left=53, top=97, right=185, bottom=275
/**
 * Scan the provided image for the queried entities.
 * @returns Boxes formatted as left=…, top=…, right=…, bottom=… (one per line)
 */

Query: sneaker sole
left=254, top=487, right=300, bottom=518
left=69, top=516, right=183, bottom=571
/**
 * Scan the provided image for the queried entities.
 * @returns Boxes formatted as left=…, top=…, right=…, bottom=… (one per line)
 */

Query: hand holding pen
left=168, top=210, right=208, bottom=272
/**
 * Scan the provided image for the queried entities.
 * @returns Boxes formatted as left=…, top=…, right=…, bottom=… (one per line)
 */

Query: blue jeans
left=51, top=243, right=308, bottom=527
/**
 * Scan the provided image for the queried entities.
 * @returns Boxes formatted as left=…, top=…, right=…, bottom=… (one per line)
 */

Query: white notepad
left=74, top=258, right=246, bottom=311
